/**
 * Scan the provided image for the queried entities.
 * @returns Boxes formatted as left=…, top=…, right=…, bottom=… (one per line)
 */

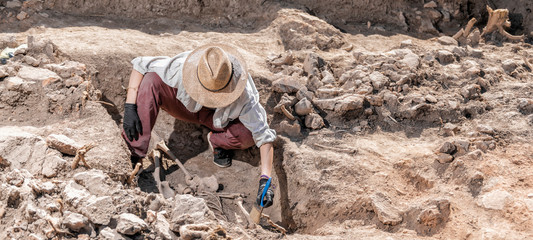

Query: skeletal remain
left=156, top=140, right=192, bottom=180
left=151, top=149, right=176, bottom=198
left=46, top=218, right=74, bottom=238
left=262, top=213, right=287, bottom=235
left=235, top=197, right=255, bottom=228
left=481, top=5, right=524, bottom=41
left=313, top=143, right=357, bottom=154
left=180, top=224, right=211, bottom=240
left=56, top=199, right=64, bottom=216
left=453, top=18, right=477, bottom=40
left=127, top=163, right=142, bottom=185
left=281, top=105, right=296, bottom=120
left=71, top=143, right=95, bottom=169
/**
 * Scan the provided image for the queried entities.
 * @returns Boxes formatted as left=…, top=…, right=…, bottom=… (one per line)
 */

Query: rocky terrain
left=1, top=0, right=533, bottom=239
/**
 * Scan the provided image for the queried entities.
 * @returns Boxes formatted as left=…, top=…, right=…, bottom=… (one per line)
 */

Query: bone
left=235, top=197, right=255, bottom=228
left=127, top=163, right=142, bottom=185
left=281, top=105, right=296, bottom=120
left=156, top=141, right=192, bottom=180
left=71, top=143, right=95, bottom=169
left=262, top=213, right=287, bottom=235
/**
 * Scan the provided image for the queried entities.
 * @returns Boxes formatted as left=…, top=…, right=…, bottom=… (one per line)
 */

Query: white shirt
left=131, top=51, right=276, bottom=147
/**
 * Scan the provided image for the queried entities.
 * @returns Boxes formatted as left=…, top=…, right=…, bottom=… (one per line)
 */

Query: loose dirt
left=1, top=0, right=533, bottom=239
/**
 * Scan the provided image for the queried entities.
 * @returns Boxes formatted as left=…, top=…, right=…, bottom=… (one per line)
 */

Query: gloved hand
left=256, top=178, right=274, bottom=208
left=123, top=103, right=143, bottom=141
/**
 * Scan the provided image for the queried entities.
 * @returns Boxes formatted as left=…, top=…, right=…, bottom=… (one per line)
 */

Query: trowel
left=152, top=150, right=175, bottom=199
left=250, top=177, right=272, bottom=224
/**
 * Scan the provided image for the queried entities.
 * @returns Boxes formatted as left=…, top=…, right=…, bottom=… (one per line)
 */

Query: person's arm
left=126, top=69, right=144, bottom=104
left=259, top=142, right=274, bottom=177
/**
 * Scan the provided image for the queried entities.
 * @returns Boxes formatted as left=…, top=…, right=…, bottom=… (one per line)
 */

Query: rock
left=99, top=227, right=129, bottom=240
left=273, top=93, right=297, bottom=114
left=116, top=213, right=148, bottom=235
left=63, top=211, right=89, bottom=232
left=518, top=98, right=533, bottom=114
left=365, top=95, right=383, bottom=106
left=82, top=196, right=114, bottom=225
left=23, top=55, right=40, bottom=67
left=272, top=76, right=305, bottom=93
left=528, top=114, right=533, bottom=125
left=400, top=39, right=413, bottom=48
left=0, top=66, right=8, bottom=78
left=16, top=11, right=28, bottom=21
left=46, top=134, right=81, bottom=155
left=44, top=61, right=87, bottom=78
left=437, top=153, right=454, bottom=163
left=419, top=17, right=438, bottom=34
left=425, top=94, right=437, bottom=103
left=41, top=154, right=66, bottom=178
left=502, top=59, right=519, bottom=73
left=321, top=70, right=335, bottom=85
left=65, top=75, right=84, bottom=87
left=6, top=76, right=34, bottom=91
left=154, top=211, right=177, bottom=240
left=400, top=53, right=420, bottom=69
left=466, top=149, right=483, bottom=161
left=198, top=175, right=218, bottom=193
left=452, top=47, right=467, bottom=57
left=0, top=126, right=48, bottom=175
left=17, top=66, right=61, bottom=84
left=170, top=194, right=216, bottom=232
left=296, top=87, right=314, bottom=100
left=437, top=36, right=458, bottom=46
left=470, top=48, right=483, bottom=58
left=6, top=1, right=22, bottom=8
left=436, top=50, right=454, bottom=64
left=73, top=170, right=113, bottom=196
left=442, top=123, right=459, bottom=136
left=453, top=140, right=470, bottom=157
left=63, top=181, right=91, bottom=208
left=460, top=84, right=481, bottom=101
left=417, top=206, right=440, bottom=227
left=424, top=1, right=437, bottom=8
left=438, top=142, right=456, bottom=154
left=303, top=52, right=324, bottom=77
left=369, top=71, right=388, bottom=90
left=305, top=113, right=325, bottom=130
left=476, top=125, right=495, bottom=135
left=467, top=29, right=481, bottom=46
left=480, top=190, right=513, bottom=210
left=294, top=98, right=313, bottom=116
left=278, top=120, right=301, bottom=137
left=371, top=193, right=402, bottom=225
left=316, top=87, right=342, bottom=99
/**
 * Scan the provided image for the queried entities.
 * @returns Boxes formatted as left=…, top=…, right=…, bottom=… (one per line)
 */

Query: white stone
left=73, top=169, right=113, bottom=196
left=294, top=98, right=313, bottom=116
left=99, top=227, right=129, bottom=240
left=82, top=196, right=114, bottom=225
left=400, top=39, right=413, bottom=48
left=63, top=181, right=91, bottom=208
left=524, top=199, right=533, bottom=212
left=116, top=213, right=148, bottom=235
left=480, top=190, right=513, bottom=210
left=154, top=211, right=177, bottom=240
left=41, top=155, right=66, bottom=178
left=6, top=1, right=22, bottom=8
left=369, top=71, right=388, bottom=90
left=46, top=134, right=81, bottom=155
left=400, top=53, right=420, bottom=69
left=17, top=66, right=60, bottom=83
left=63, top=211, right=89, bottom=232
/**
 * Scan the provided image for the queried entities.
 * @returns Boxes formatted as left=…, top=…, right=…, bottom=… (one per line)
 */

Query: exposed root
left=262, top=213, right=287, bottom=235
left=127, top=162, right=142, bottom=185
left=281, top=105, right=296, bottom=120
left=72, top=143, right=95, bottom=169
left=523, top=56, right=533, bottom=72
left=481, top=5, right=524, bottom=41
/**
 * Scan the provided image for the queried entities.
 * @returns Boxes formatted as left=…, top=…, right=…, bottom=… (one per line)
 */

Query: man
left=122, top=43, right=276, bottom=208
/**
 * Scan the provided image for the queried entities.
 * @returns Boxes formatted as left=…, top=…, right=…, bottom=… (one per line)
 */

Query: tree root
left=127, top=162, right=142, bottom=185
left=45, top=218, right=74, bottom=238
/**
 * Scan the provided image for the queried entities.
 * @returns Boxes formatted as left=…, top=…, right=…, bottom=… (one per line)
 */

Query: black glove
left=123, top=103, right=143, bottom=141
left=256, top=178, right=274, bottom=208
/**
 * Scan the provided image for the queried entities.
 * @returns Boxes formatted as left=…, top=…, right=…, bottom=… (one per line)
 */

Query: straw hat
left=182, top=43, right=248, bottom=108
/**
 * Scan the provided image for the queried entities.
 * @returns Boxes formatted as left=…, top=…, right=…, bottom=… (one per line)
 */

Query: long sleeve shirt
left=131, top=51, right=276, bottom=147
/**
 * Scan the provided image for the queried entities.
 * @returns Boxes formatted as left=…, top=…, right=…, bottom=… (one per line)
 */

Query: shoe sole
left=213, top=161, right=231, bottom=168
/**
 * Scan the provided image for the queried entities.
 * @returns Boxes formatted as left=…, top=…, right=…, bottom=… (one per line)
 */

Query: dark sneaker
left=213, top=148, right=233, bottom=168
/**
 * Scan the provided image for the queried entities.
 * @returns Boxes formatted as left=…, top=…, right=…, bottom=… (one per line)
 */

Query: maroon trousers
left=122, top=72, right=254, bottom=158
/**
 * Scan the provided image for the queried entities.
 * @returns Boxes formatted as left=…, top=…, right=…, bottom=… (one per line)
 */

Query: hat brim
left=182, top=43, right=248, bottom=108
